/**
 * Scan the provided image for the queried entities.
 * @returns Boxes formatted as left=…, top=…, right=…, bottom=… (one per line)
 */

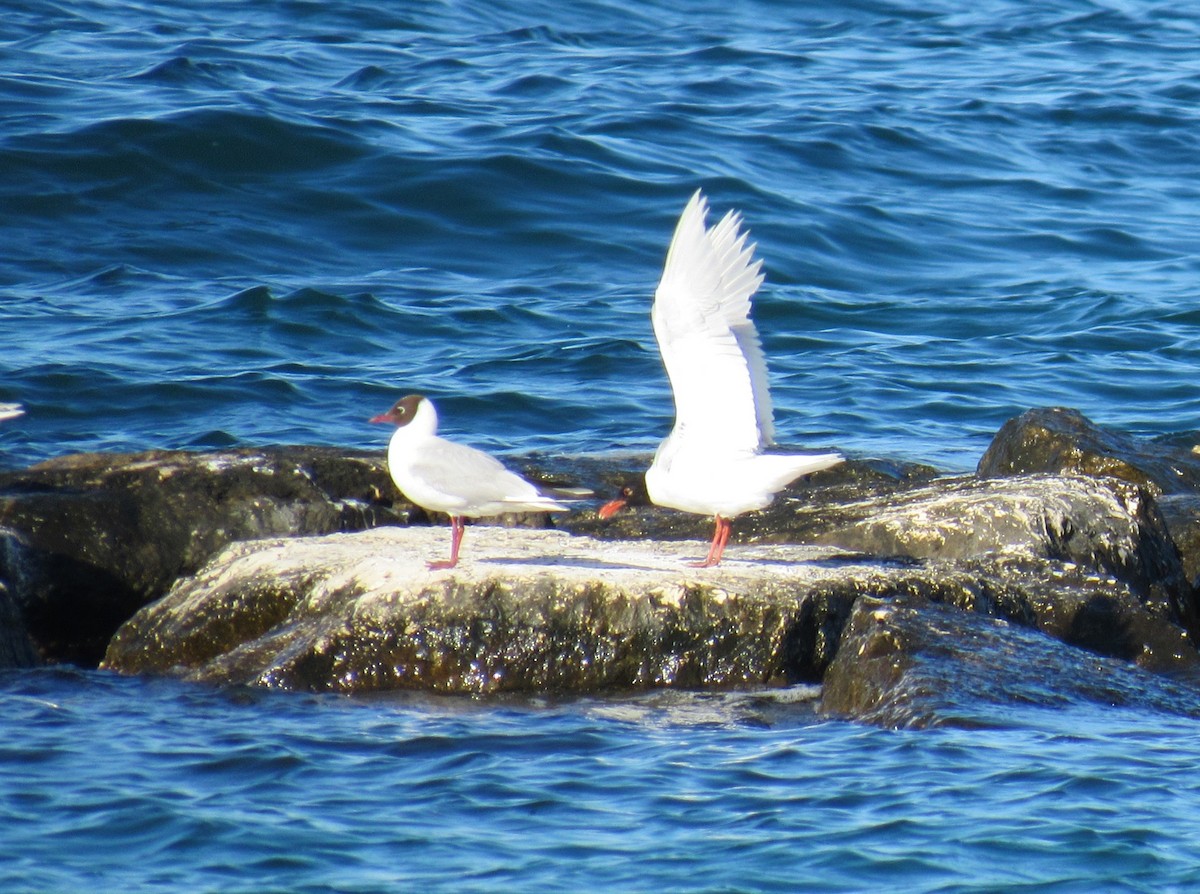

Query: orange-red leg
left=689, top=515, right=731, bottom=568
left=428, top=516, right=465, bottom=570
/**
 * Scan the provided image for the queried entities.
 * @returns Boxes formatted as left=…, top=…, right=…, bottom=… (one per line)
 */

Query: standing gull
left=370, top=394, right=570, bottom=569
left=600, top=191, right=843, bottom=566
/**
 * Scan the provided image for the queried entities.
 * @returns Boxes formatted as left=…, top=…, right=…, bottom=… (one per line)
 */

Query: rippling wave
left=3, top=0, right=1200, bottom=471
left=4, top=669, right=1200, bottom=892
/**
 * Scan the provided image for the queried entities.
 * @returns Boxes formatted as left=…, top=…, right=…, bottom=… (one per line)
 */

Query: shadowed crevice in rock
left=0, top=576, right=38, bottom=669
left=1159, top=494, right=1200, bottom=585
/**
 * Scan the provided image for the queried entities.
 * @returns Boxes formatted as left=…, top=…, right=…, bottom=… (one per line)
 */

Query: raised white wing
left=651, top=190, right=772, bottom=454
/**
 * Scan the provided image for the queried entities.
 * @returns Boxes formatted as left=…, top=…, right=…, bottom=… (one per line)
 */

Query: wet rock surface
left=100, top=516, right=1195, bottom=695
left=0, top=578, right=39, bottom=669
left=0, top=447, right=413, bottom=664
left=7, top=407, right=1200, bottom=726
left=0, top=446, right=918, bottom=666
left=1159, top=494, right=1200, bottom=585
left=821, top=596, right=1200, bottom=728
left=978, top=406, right=1200, bottom=496
left=103, top=529, right=868, bottom=692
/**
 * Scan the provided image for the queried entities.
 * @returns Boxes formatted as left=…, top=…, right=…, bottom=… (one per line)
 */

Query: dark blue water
left=5, top=0, right=1200, bottom=471
left=5, top=1, right=1200, bottom=889
left=5, top=668, right=1200, bottom=894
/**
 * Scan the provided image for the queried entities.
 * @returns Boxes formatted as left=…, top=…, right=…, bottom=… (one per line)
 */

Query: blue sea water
left=5, top=0, right=1200, bottom=889
left=6, top=668, right=1200, bottom=894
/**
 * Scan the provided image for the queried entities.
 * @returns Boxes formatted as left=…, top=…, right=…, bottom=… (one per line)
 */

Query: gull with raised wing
left=371, top=394, right=571, bottom=569
left=600, top=191, right=843, bottom=566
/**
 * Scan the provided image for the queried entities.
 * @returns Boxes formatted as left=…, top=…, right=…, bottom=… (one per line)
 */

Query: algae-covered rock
left=8, top=413, right=1200, bottom=702
left=574, top=460, right=1188, bottom=600
left=103, top=528, right=874, bottom=693
left=978, top=407, right=1200, bottom=599
left=817, top=474, right=1192, bottom=616
left=0, top=446, right=929, bottom=667
left=581, top=469, right=1198, bottom=643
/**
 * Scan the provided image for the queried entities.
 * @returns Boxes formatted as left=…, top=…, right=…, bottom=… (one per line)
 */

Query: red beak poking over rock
left=598, top=485, right=637, bottom=519
left=597, top=496, right=627, bottom=519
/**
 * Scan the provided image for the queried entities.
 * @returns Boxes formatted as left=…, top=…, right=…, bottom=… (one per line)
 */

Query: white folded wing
left=651, top=190, right=773, bottom=455
left=405, top=438, right=568, bottom=516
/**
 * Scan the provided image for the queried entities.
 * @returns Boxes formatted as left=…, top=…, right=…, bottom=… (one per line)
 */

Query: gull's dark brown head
left=369, top=394, right=425, bottom=426
left=598, top=483, right=644, bottom=519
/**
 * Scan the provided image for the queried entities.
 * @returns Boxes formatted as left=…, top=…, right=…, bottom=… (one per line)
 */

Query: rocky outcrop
left=0, top=447, right=920, bottom=666
left=583, top=468, right=1199, bottom=657
left=978, top=405, right=1200, bottom=603
left=821, top=596, right=1200, bottom=728
left=8, top=406, right=1200, bottom=727
left=101, top=472, right=1198, bottom=695
left=0, top=447, right=413, bottom=664
left=102, top=529, right=862, bottom=692
left=978, top=406, right=1200, bottom=496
